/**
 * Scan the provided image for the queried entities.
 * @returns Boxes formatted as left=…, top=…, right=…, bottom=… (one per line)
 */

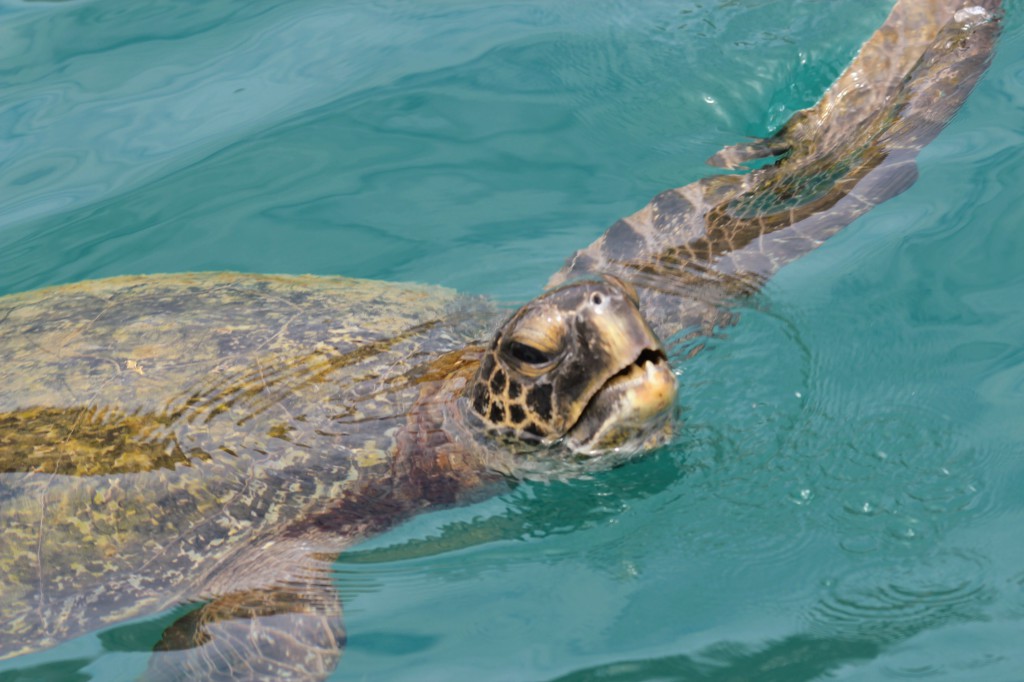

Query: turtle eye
left=506, top=341, right=552, bottom=365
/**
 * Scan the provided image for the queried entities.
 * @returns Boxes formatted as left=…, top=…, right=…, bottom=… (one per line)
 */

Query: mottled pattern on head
left=466, top=275, right=662, bottom=445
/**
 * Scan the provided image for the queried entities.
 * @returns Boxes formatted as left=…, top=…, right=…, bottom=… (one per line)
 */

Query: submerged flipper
left=145, top=581, right=344, bottom=681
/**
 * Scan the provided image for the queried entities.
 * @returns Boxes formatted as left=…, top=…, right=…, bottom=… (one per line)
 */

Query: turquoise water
left=1, top=0, right=1023, bottom=679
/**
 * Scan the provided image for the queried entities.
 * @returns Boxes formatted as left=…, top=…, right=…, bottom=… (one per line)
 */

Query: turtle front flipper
left=145, top=580, right=344, bottom=681
left=549, top=0, right=1001, bottom=342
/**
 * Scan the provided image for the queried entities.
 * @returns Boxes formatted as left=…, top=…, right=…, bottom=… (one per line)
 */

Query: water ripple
left=808, top=549, right=993, bottom=643
left=2, top=0, right=637, bottom=234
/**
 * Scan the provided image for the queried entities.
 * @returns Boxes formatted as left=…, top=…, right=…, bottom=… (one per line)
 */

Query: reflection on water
left=547, top=633, right=883, bottom=682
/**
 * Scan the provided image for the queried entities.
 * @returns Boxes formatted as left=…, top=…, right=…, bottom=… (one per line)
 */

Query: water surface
left=1, top=0, right=1023, bottom=680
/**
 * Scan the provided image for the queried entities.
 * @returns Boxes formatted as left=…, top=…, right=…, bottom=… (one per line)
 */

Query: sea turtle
left=0, top=0, right=1001, bottom=679
left=0, top=271, right=677, bottom=681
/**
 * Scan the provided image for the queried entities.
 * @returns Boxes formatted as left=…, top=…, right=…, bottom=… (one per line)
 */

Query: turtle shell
left=0, top=272, right=489, bottom=659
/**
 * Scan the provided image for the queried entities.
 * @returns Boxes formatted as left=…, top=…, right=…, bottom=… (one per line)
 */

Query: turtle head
left=465, top=275, right=676, bottom=457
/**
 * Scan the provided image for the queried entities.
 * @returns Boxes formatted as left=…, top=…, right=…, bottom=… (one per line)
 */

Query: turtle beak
left=562, top=293, right=677, bottom=454
left=564, top=347, right=676, bottom=454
